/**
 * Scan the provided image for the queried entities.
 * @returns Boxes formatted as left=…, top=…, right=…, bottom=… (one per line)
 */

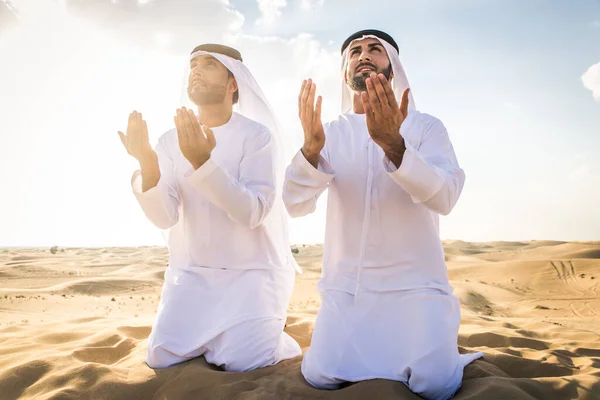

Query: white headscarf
left=178, top=49, right=302, bottom=274
left=340, top=34, right=416, bottom=113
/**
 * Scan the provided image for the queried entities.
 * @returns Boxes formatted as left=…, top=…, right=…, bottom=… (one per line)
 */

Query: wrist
left=139, top=152, right=158, bottom=172
left=383, top=137, right=406, bottom=168
left=301, top=144, right=321, bottom=159
left=191, top=154, right=211, bottom=170
left=300, top=146, right=320, bottom=169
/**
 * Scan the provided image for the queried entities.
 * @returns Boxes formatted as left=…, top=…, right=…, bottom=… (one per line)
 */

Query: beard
left=347, top=63, right=393, bottom=92
left=187, top=82, right=227, bottom=106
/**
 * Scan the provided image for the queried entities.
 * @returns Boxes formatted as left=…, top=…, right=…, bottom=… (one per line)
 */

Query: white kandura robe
left=283, top=110, right=483, bottom=400
left=132, top=112, right=301, bottom=371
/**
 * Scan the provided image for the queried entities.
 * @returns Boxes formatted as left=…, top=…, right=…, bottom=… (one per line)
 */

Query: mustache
left=355, top=62, right=377, bottom=72
left=191, top=77, right=207, bottom=86
left=190, top=79, right=226, bottom=91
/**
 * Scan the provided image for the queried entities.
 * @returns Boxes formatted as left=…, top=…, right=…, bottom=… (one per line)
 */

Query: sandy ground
left=0, top=241, right=599, bottom=399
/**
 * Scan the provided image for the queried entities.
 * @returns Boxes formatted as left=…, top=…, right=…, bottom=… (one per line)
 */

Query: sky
left=0, top=0, right=599, bottom=247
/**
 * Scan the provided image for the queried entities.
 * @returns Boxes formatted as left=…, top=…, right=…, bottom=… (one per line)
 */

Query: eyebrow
left=349, top=43, right=384, bottom=53
left=190, top=56, right=217, bottom=65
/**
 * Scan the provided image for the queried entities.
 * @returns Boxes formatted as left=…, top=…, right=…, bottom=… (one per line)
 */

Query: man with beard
left=283, top=30, right=482, bottom=399
left=118, top=44, right=301, bottom=371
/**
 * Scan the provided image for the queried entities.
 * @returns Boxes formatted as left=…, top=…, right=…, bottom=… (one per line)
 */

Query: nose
left=191, top=65, right=203, bottom=77
left=359, top=51, right=371, bottom=63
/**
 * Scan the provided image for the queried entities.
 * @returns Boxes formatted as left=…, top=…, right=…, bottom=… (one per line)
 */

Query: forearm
left=385, top=139, right=464, bottom=216
left=381, top=137, right=406, bottom=169
left=283, top=150, right=335, bottom=218
left=187, top=159, right=272, bottom=229
left=301, top=146, right=321, bottom=169
left=131, top=143, right=180, bottom=230
left=139, top=153, right=160, bottom=193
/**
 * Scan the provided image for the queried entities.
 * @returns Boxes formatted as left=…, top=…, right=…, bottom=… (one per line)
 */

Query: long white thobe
left=283, top=110, right=482, bottom=399
left=132, top=112, right=301, bottom=371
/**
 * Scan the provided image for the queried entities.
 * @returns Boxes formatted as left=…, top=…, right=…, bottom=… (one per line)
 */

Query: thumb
left=399, top=88, right=410, bottom=116
left=118, top=131, right=127, bottom=147
left=202, top=125, right=216, bottom=148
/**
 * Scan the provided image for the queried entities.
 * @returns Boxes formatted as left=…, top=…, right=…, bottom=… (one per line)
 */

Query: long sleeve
left=132, top=140, right=181, bottom=229
left=283, top=149, right=335, bottom=218
left=186, top=129, right=274, bottom=230
left=384, top=118, right=465, bottom=216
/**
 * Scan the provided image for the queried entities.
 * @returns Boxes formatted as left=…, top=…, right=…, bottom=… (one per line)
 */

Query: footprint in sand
left=71, top=337, right=137, bottom=365
left=117, top=326, right=151, bottom=340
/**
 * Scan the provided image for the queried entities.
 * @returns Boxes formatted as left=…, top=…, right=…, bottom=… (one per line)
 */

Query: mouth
left=191, top=79, right=207, bottom=88
left=356, top=65, right=376, bottom=74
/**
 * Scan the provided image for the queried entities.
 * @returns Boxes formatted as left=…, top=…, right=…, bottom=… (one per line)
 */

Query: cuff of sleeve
left=386, top=142, right=445, bottom=203
left=292, top=150, right=335, bottom=183
left=184, top=157, right=219, bottom=186
left=131, top=169, right=162, bottom=198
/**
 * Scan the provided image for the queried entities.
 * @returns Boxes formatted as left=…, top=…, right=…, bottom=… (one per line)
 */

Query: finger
left=372, top=74, right=390, bottom=110
left=130, top=111, right=141, bottom=146
left=366, top=76, right=381, bottom=114
left=361, top=91, right=374, bottom=115
left=399, top=88, right=410, bottom=117
left=187, top=109, right=202, bottom=137
left=127, top=112, right=136, bottom=135
left=141, top=120, right=149, bottom=144
left=305, top=82, right=316, bottom=124
left=298, top=80, right=307, bottom=117
left=314, top=95, right=323, bottom=125
left=174, top=115, right=185, bottom=147
left=202, top=125, right=216, bottom=148
left=177, top=108, right=190, bottom=139
left=136, top=112, right=144, bottom=138
left=118, top=131, right=127, bottom=148
left=379, top=73, right=398, bottom=109
left=301, top=78, right=312, bottom=121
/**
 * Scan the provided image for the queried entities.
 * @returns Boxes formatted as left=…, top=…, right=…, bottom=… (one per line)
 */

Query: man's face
left=187, top=54, right=237, bottom=106
left=345, top=38, right=392, bottom=92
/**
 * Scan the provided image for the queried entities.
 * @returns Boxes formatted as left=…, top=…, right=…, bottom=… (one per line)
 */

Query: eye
left=372, top=47, right=381, bottom=52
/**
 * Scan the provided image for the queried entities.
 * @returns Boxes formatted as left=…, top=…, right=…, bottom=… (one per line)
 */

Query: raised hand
left=118, top=111, right=157, bottom=165
left=298, top=78, right=325, bottom=168
left=361, top=73, right=410, bottom=167
left=175, top=107, right=216, bottom=170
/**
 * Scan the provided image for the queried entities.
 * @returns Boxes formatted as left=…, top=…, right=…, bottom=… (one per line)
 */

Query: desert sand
left=0, top=241, right=599, bottom=399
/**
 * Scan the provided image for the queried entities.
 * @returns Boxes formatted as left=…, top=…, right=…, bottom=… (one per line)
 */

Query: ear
left=229, top=76, right=238, bottom=94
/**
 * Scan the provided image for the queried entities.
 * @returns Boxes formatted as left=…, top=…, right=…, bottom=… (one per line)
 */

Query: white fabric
left=283, top=111, right=482, bottom=398
left=146, top=266, right=300, bottom=371
left=134, top=112, right=301, bottom=369
left=181, top=49, right=301, bottom=274
left=341, top=34, right=416, bottom=113
left=302, top=290, right=483, bottom=399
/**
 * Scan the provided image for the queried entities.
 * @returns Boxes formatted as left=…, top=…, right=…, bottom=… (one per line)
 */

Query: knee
left=145, top=354, right=169, bottom=370
left=300, top=352, right=341, bottom=390
left=146, top=346, right=180, bottom=370
left=407, top=362, right=462, bottom=400
left=221, top=333, right=280, bottom=372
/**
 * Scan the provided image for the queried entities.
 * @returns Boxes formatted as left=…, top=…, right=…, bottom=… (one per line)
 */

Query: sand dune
left=0, top=242, right=599, bottom=399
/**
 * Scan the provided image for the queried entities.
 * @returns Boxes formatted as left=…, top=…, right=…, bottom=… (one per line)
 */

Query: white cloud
left=0, top=1, right=18, bottom=34
left=256, top=0, right=287, bottom=25
left=569, top=154, right=596, bottom=181
left=502, top=101, right=518, bottom=111
left=300, top=0, right=324, bottom=9
left=582, top=62, right=600, bottom=101
left=64, top=0, right=245, bottom=52
left=0, top=0, right=344, bottom=246
left=225, top=32, right=340, bottom=156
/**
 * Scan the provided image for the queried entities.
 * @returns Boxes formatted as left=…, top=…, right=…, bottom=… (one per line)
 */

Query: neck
left=196, top=103, right=233, bottom=128
left=352, top=91, right=366, bottom=114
